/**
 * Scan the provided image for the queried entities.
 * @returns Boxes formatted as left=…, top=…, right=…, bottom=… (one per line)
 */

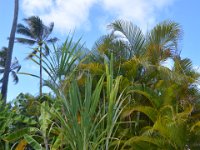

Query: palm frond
left=26, top=49, right=38, bottom=59
left=24, top=16, right=44, bottom=39
left=15, top=37, right=36, bottom=45
left=0, top=47, right=7, bottom=67
left=42, top=22, right=55, bottom=40
left=129, top=84, right=162, bottom=109
left=108, top=20, right=145, bottom=58
left=10, top=57, right=21, bottom=72
left=122, top=105, right=158, bottom=123
left=122, top=136, right=164, bottom=149
left=174, top=57, right=192, bottom=73
left=43, top=43, right=50, bottom=56
left=11, top=71, right=19, bottom=84
left=46, top=37, right=58, bottom=43
left=0, top=47, right=7, bottom=57
left=17, top=72, right=40, bottom=79
left=147, top=20, right=182, bottom=54
left=48, top=22, right=54, bottom=34
left=17, top=23, right=34, bottom=38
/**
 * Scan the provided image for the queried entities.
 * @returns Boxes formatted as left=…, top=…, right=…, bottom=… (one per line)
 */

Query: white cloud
left=22, top=0, right=175, bottom=33
left=22, top=0, right=96, bottom=33
left=101, top=0, right=175, bottom=30
left=22, top=0, right=53, bottom=15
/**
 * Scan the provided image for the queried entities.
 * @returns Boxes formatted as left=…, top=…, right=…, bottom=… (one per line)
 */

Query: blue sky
left=0, top=0, right=200, bottom=101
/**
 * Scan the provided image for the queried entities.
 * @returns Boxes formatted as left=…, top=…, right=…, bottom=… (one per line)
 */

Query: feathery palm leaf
left=0, top=47, right=21, bottom=85
left=108, top=20, right=145, bottom=58
left=146, top=21, right=182, bottom=64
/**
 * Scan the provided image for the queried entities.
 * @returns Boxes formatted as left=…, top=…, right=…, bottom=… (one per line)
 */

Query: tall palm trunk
left=1, top=0, right=19, bottom=103
left=39, top=46, right=42, bottom=96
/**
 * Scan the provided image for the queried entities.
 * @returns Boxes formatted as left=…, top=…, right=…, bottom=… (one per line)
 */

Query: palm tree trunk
left=39, top=46, right=42, bottom=96
left=1, top=0, right=19, bottom=103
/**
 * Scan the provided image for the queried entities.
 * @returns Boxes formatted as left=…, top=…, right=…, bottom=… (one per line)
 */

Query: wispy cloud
left=22, top=0, right=175, bottom=33
left=22, top=0, right=96, bottom=33
left=101, top=0, right=175, bottom=30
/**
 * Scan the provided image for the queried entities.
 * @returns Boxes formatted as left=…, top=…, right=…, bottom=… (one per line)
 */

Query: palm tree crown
left=16, top=16, right=58, bottom=57
left=16, top=16, right=58, bottom=95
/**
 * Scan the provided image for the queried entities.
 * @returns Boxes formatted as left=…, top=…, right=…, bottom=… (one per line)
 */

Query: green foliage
left=1, top=19, right=200, bottom=150
left=47, top=55, right=126, bottom=150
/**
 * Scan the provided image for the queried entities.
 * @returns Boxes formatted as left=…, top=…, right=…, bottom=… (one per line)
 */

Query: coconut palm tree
left=16, top=16, right=58, bottom=96
left=0, top=47, right=21, bottom=86
left=1, top=0, right=19, bottom=103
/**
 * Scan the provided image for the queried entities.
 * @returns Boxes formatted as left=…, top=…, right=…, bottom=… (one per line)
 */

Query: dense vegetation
left=0, top=15, right=200, bottom=150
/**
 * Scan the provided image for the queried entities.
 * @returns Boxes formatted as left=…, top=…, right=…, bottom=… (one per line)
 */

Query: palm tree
left=16, top=16, right=58, bottom=96
left=0, top=47, right=21, bottom=86
left=1, top=0, right=19, bottom=103
left=80, top=20, right=182, bottom=86
left=108, top=20, right=181, bottom=62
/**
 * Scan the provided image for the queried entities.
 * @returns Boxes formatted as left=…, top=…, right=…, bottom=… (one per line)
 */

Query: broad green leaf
left=3, top=127, right=37, bottom=142
left=39, top=102, right=51, bottom=136
left=24, top=134, right=43, bottom=150
left=14, top=115, right=37, bottom=125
